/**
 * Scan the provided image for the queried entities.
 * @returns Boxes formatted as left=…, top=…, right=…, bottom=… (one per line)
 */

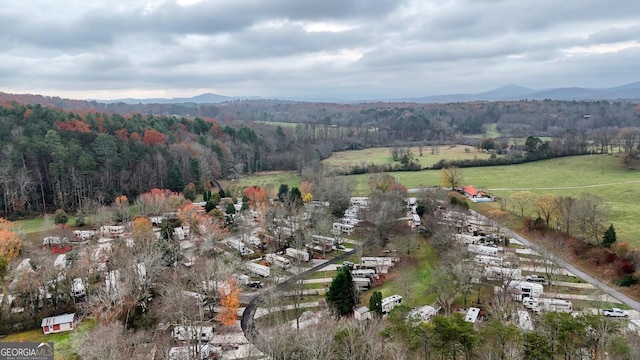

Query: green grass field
left=0, top=318, right=95, bottom=360
left=322, top=144, right=497, bottom=170
left=359, top=238, right=439, bottom=308
left=222, top=172, right=301, bottom=198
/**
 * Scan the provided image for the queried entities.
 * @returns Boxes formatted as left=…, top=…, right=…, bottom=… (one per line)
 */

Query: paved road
left=470, top=209, right=640, bottom=312
left=240, top=248, right=357, bottom=354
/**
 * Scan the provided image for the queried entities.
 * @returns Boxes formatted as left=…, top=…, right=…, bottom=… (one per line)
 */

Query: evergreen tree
left=369, top=291, right=383, bottom=318
left=326, top=266, right=357, bottom=316
left=54, top=209, right=69, bottom=226
left=160, top=220, right=175, bottom=241
left=277, top=184, right=289, bottom=201
left=225, top=203, right=236, bottom=215
left=602, top=224, right=617, bottom=248
left=167, top=164, right=184, bottom=192
left=289, top=187, right=302, bottom=205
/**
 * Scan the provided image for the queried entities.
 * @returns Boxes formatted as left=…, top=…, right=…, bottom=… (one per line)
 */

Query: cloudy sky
left=1, top=0, right=639, bottom=101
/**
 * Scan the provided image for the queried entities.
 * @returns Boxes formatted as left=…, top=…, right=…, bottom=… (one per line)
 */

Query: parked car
left=603, top=308, right=629, bottom=318
left=526, top=275, right=546, bottom=283
left=248, top=281, right=263, bottom=288
left=343, top=261, right=354, bottom=269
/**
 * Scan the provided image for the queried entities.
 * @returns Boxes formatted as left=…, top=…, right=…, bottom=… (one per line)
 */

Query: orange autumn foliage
left=131, top=217, right=154, bottom=242
left=0, top=218, right=22, bottom=263
left=300, top=181, right=314, bottom=197
left=142, top=129, right=167, bottom=146
left=244, top=186, right=268, bottom=207
left=216, top=278, right=240, bottom=327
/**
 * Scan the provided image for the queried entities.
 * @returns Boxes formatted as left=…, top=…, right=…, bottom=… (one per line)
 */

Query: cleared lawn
left=323, top=145, right=498, bottom=170
left=359, top=238, right=439, bottom=308
left=222, top=171, right=301, bottom=197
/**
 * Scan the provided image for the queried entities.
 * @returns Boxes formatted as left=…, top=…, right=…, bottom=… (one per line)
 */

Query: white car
left=603, top=308, right=629, bottom=318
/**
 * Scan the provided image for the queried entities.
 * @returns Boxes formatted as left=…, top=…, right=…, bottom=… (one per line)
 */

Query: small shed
left=354, top=306, right=371, bottom=321
left=41, top=313, right=75, bottom=335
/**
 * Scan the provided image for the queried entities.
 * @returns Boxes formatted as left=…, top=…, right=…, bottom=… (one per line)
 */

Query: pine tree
left=167, top=164, right=184, bottom=192
left=326, top=266, right=357, bottom=316
left=369, top=291, right=383, bottom=318
left=602, top=224, right=617, bottom=248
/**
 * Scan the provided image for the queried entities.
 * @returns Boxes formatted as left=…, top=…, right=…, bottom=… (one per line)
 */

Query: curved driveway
left=240, top=249, right=357, bottom=353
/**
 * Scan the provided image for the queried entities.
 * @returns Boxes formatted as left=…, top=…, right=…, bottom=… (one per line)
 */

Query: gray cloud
left=0, top=0, right=639, bottom=100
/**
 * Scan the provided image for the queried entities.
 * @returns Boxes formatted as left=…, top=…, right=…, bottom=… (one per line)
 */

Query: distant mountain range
left=103, top=81, right=640, bottom=104
left=2, top=82, right=640, bottom=110
left=399, top=82, right=640, bottom=103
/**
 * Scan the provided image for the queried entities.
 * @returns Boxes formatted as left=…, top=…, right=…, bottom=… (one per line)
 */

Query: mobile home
left=507, top=281, right=544, bottom=301
left=484, top=266, right=522, bottom=281
left=468, top=244, right=499, bottom=256
left=381, top=295, right=403, bottom=314
left=285, top=248, right=310, bottom=262
left=265, top=254, right=292, bottom=269
left=523, top=298, right=572, bottom=313
left=247, top=262, right=271, bottom=277
left=352, top=277, right=371, bottom=291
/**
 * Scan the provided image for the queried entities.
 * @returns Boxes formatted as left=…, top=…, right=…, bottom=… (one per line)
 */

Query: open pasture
left=344, top=154, right=640, bottom=245
left=322, top=145, right=497, bottom=170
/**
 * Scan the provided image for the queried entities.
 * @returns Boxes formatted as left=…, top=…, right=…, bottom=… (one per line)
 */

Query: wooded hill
left=1, top=95, right=639, bottom=216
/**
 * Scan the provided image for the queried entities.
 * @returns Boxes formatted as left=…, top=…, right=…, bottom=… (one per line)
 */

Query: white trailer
left=468, top=244, right=499, bottom=256
left=247, top=262, right=270, bottom=277
left=265, top=254, right=291, bottom=269
left=507, top=280, right=543, bottom=301
left=332, top=223, right=354, bottom=235
left=168, top=344, right=217, bottom=360
left=523, top=298, right=572, bottom=313
left=312, top=234, right=343, bottom=246
left=352, top=277, right=371, bottom=291
left=172, top=325, right=214, bottom=342
left=53, top=254, right=67, bottom=269
left=226, top=238, right=253, bottom=256
left=412, top=214, right=421, bottom=226
left=474, top=255, right=504, bottom=266
left=286, top=248, right=310, bottom=262
left=70, top=278, right=86, bottom=298
left=456, top=234, right=481, bottom=245
left=484, top=266, right=522, bottom=281
left=361, top=257, right=394, bottom=268
left=352, top=269, right=376, bottom=278
left=381, top=294, right=403, bottom=314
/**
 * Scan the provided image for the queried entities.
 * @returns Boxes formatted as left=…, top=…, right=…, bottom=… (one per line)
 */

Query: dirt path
left=488, top=179, right=640, bottom=191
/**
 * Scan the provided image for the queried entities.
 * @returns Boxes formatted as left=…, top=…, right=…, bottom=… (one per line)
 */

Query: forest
left=1, top=97, right=639, bottom=217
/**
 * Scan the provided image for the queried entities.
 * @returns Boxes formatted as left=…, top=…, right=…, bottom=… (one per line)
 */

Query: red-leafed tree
left=114, top=128, right=129, bottom=141
left=142, top=129, right=167, bottom=146
left=244, top=186, right=268, bottom=208
left=130, top=132, right=141, bottom=142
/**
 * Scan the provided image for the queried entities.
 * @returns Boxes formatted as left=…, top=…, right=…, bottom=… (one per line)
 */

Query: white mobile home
left=352, top=269, right=376, bottom=278
left=468, top=244, right=499, bottom=256
left=507, top=281, right=544, bottom=301
left=53, top=254, right=67, bottom=269
left=332, top=222, right=354, bottom=235
left=285, top=248, right=310, bottom=262
left=382, top=295, right=403, bottom=314
left=265, top=254, right=291, bottom=269
left=352, top=277, right=371, bottom=291
left=226, top=238, right=253, bottom=256
left=412, top=214, right=421, bottom=226
left=474, top=255, right=504, bottom=266
left=70, top=278, right=86, bottom=298
left=247, top=262, right=270, bottom=277
left=465, top=307, right=480, bottom=323
left=484, top=266, right=522, bottom=281
left=361, top=257, right=394, bottom=268
left=407, top=305, right=439, bottom=325
left=523, top=298, right=572, bottom=313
